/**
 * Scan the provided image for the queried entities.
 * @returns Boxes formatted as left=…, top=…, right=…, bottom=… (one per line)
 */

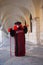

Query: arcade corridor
left=0, top=0, right=43, bottom=65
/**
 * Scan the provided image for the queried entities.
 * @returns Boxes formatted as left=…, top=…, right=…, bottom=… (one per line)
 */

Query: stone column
left=35, top=17, right=40, bottom=45
left=28, top=19, right=37, bottom=44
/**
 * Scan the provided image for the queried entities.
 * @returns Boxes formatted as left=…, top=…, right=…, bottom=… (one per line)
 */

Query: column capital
left=34, top=17, right=40, bottom=22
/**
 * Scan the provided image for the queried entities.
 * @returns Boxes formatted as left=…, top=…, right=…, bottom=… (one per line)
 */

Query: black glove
left=10, top=29, right=15, bottom=37
left=23, top=26, right=28, bottom=34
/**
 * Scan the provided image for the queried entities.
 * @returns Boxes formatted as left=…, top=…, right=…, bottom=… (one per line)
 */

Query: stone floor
left=0, top=38, right=43, bottom=65
left=4, top=56, right=43, bottom=65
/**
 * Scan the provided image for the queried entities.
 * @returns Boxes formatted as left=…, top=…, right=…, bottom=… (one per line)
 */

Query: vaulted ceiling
left=33, top=0, right=42, bottom=17
left=0, top=0, right=43, bottom=33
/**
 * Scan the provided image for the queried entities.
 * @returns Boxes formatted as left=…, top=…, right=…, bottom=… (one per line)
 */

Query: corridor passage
left=0, top=0, right=43, bottom=65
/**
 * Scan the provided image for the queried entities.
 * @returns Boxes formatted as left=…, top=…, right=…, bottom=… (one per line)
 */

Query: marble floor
left=0, top=38, right=43, bottom=65
left=4, top=56, right=43, bottom=65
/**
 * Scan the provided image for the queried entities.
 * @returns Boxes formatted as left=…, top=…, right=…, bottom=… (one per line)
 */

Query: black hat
left=15, top=21, right=21, bottom=25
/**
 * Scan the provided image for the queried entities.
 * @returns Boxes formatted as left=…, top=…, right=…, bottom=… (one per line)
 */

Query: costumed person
left=8, top=21, right=28, bottom=56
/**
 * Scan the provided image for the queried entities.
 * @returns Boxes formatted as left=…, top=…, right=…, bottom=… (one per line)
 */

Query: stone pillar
left=40, top=6, right=43, bottom=45
left=35, top=17, right=40, bottom=45
left=28, top=19, right=37, bottom=44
